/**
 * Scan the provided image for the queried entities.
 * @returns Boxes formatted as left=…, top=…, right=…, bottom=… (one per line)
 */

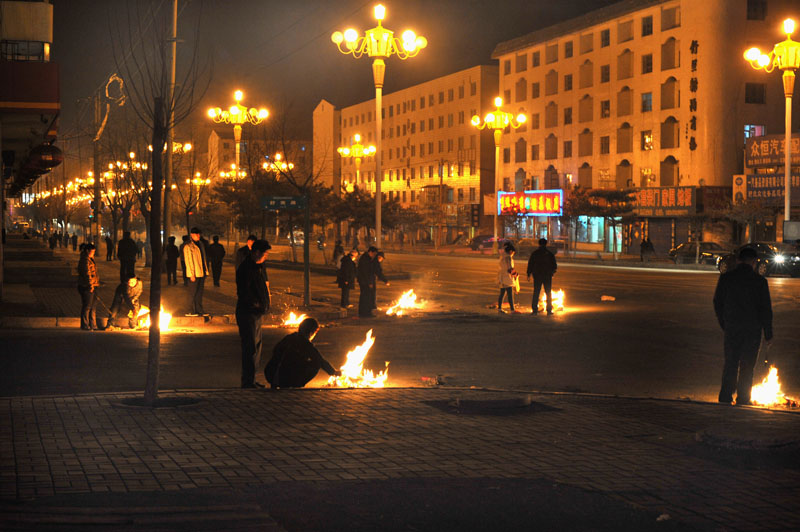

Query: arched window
left=661, top=116, right=679, bottom=149
left=660, top=77, right=679, bottom=110
left=545, top=134, right=558, bottom=160
left=545, top=70, right=559, bottom=96
left=616, top=122, right=633, bottom=153
left=578, top=162, right=592, bottom=188
left=617, top=49, right=633, bottom=80
left=579, top=60, right=593, bottom=88
left=617, top=86, right=632, bottom=116
left=579, top=94, right=593, bottom=122
left=515, top=137, right=527, bottom=163
left=514, top=168, right=527, bottom=191
left=616, top=159, right=632, bottom=188
left=660, top=156, right=679, bottom=186
left=545, top=165, right=559, bottom=189
left=545, top=101, right=558, bottom=128
left=661, top=37, right=679, bottom=70
left=578, top=128, right=593, bottom=157
left=515, top=77, right=527, bottom=102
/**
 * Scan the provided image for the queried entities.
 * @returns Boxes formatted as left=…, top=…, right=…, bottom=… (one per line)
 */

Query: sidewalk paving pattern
left=2, top=388, right=799, bottom=531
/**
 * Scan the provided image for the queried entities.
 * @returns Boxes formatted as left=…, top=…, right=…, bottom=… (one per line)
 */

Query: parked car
left=468, top=234, right=512, bottom=251
left=516, top=238, right=562, bottom=255
left=716, top=242, right=800, bottom=277
left=668, top=241, right=727, bottom=264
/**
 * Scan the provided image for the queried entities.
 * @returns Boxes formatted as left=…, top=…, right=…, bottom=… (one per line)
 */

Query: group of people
left=335, top=245, right=390, bottom=318
left=639, top=237, right=656, bottom=262
left=497, top=238, right=558, bottom=315
left=48, top=231, right=79, bottom=251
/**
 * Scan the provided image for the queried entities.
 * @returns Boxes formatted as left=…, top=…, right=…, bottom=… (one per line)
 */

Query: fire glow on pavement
left=539, top=289, right=565, bottom=312
left=282, top=312, right=307, bottom=326
left=751, top=366, right=798, bottom=408
left=386, top=289, right=424, bottom=316
left=135, top=306, right=172, bottom=330
left=327, top=329, right=389, bottom=388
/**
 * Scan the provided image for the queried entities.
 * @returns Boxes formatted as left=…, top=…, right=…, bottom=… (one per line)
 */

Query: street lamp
left=219, top=163, right=247, bottom=180
left=262, top=153, right=294, bottom=174
left=744, top=17, right=800, bottom=222
left=337, top=133, right=376, bottom=191
left=207, top=90, right=269, bottom=169
left=471, top=97, right=527, bottom=253
left=332, top=4, right=427, bottom=247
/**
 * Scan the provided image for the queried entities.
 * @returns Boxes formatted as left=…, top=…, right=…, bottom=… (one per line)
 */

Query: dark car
left=468, top=234, right=512, bottom=251
left=668, top=241, right=727, bottom=264
left=716, top=242, right=800, bottom=277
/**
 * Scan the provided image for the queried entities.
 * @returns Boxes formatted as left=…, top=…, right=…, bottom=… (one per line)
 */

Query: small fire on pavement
left=282, top=312, right=307, bottom=326
left=751, top=366, right=798, bottom=408
left=386, top=289, right=424, bottom=316
left=136, top=306, right=172, bottom=330
left=539, top=289, right=565, bottom=312
left=327, top=329, right=389, bottom=388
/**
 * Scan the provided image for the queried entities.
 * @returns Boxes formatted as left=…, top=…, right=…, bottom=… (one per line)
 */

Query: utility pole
left=92, top=94, right=101, bottom=246
left=163, top=0, right=177, bottom=242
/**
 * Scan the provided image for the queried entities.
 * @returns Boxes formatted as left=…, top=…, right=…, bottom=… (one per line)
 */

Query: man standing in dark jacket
left=265, top=318, right=340, bottom=388
left=234, top=234, right=257, bottom=271
left=71, top=233, right=78, bottom=252
left=117, top=231, right=138, bottom=282
left=236, top=239, right=271, bottom=388
left=165, top=236, right=180, bottom=285
left=105, top=235, right=113, bottom=260
left=207, top=235, right=226, bottom=286
left=713, top=247, right=773, bottom=405
left=357, top=247, right=381, bottom=317
left=337, top=249, right=358, bottom=308
left=527, top=238, right=558, bottom=315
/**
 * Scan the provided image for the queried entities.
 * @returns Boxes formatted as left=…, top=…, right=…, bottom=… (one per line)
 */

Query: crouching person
left=105, top=275, right=143, bottom=329
left=264, top=318, right=341, bottom=388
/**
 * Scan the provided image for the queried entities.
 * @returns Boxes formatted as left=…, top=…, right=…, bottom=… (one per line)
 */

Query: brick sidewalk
left=1, top=388, right=798, bottom=531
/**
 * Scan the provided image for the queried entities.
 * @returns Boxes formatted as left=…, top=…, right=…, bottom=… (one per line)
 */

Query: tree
left=720, top=200, right=778, bottom=244
left=560, top=185, right=593, bottom=257
left=588, top=188, right=635, bottom=260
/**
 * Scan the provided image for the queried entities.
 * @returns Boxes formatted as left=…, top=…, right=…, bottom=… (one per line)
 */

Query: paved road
left=2, top=252, right=798, bottom=402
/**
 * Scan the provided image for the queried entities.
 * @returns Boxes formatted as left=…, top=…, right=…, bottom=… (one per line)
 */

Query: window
left=579, top=60, right=593, bottom=88
left=532, top=51, right=540, bottom=67
left=420, top=97, right=425, bottom=109
left=459, top=85, right=464, bottom=98
left=470, top=81, right=477, bottom=96
left=516, top=54, right=527, bottom=72
left=470, top=188, right=476, bottom=201
left=448, top=114, right=454, bottom=127
left=545, top=102, right=558, bottom=128
left=600, top=136, right=610, bottom=154
left=438, top=140, right=444, bottom=153
left=617, top=123, right=633, bottom=153
left=579, top=96, right=593, bottom=122
left=503, top=60, right=511, bottom=75
left=458, top=111, right=465, bottom=124
left=420, top=144, right=425, bottom=157
left=504, top=89, right=511, bottom=102
left=563, top=140, right=573, bottom=158
left=545, top=134, right=558, bottom=159
left=411, top=123, right=416, bottom=134
left=601, top=100, right=611, bottom=118
left=601, top=64, right=610, bottom=83
left=661, top=6, right=681, bottom=30
left=429, top=94, right=434, bottom=106
left=531, top=144, right=540, bottom=161
left=661, top=117, right=679, bottom=149
left=641, top=92, right=653, bottom=112
left=661, top=77, right=679, bottom=109
left=641, top=130, right=654, bottom=150
left=745, top=83, right=766, bottom=104
left=564, top=41, right=573, bottom=58
left=564, top=107, right=572, bottom=125
left=744, top=124, right=766, bottom=141
left=388, top=106, right=393, bottom=117
left=503, top=148, right=511, bottom=163
left=448, top=88, right=454, bottom=101
left=448, top=139, right=454, bottom=152
left=438, top=116, right=444, bottom=128
left=618, top=49, right=633, bottom=79
left=546, top=43, right=558, bottom=64
left=747, top=0, right=767, bottom=20
left=661, top=37, right=679, bottom=70
left=515, top=78, right=527, bottom=101
left=545, top=70, right=558, bottom=95
left=420, top=120, right=425, bottom=132
left=532, top=82, right=540, bottom=99
left=579, top=129, right=593, bottom=157
left=601, top=29, right=610, bottom=47
left=564, top=74, right=573, bottom=91
left=580, top=33, right=593, bottom=54
left=642, top=53, right=653, bottom=74
left=439, top=91, right=445, bottom=104
left=618, top=20, right=633, bottom=43
left=618, top=87, right=633, bottom=116
left=515, top=138, right=527, bottom=162
left=642, top=15, right=653, bottom=36
left=531, top=113, right=540, bottom=129
left=428, top=118, right=434, bottom=130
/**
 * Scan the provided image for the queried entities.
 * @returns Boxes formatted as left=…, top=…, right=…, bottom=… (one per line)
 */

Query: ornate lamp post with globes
left=331, top=4, right=427, bottom=247
left=472, top=97, right=527, bottom=254
left=744, top=17, right=800, bottom=223
left=207, top=90, right=269, bottom=170
left=338, top=134, right=376, bottom=191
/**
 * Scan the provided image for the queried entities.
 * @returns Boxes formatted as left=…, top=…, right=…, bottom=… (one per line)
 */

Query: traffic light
left=470, top=204, right=480, bottom=227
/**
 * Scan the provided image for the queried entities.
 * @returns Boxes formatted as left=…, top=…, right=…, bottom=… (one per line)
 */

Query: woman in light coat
left=497, top=243, right=518, bottom=313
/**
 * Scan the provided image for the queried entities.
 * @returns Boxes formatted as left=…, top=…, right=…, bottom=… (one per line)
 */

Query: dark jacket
left=713, top=263, right=773, bottom=340
left=356, top=254, right=375, bottom=287
left=207, top=242, right=226, bottom=264
left=264, top=332, right=337, bottom=388
left=165, top=243, right=180, bottom=265
left=113, top=278, right=143, bottom=313
left=234, top=245, right=250, bottom=271
left=527, top=246, right=557, bottom=277
left=117, top=237, right=138, bottom=262
left=77, top=252, right=100, bottom=289
left=337, top=255, right=357, bottom=288
left=236, top=255, right=270, bottom=315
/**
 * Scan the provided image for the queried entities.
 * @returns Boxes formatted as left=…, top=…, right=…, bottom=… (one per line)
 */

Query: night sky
left=53, top=0, right=618, bottom=140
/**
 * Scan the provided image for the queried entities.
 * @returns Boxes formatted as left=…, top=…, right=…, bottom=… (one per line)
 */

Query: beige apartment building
left=313, top=65, right=499, bottom=240
left=207, top=129, right=310, bottom=181
left=493, top=0, right=799, bottom=251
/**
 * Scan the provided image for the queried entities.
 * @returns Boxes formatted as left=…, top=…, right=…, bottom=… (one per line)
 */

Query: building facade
left=492, top=0, right=799, bottom=251
left=313, top=65, right=499, bottom=241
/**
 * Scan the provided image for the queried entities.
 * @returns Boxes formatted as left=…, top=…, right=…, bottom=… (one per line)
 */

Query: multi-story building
left=313, top=65, right=499, bottom=240
left=492, top=0, right=799, bottom=251
left=207, top=128, right=310, bottom=180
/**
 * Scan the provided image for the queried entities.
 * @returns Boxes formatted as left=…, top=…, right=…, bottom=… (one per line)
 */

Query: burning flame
left=539, top=289, right=565, bottom=312
left=327, top=329, right=389, bottom=388
left=136, top=306, right=172, bottom=330
left=283, top=312, right=307, bottom=326
left=751, top=366, right=787, bottom=406
left=386, top=289, right=423, bottom=316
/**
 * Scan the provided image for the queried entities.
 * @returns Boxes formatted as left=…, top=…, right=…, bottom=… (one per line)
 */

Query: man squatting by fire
left=264, top=318, right=341, bottom=388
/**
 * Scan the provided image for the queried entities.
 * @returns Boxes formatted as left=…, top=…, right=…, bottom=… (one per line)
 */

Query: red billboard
left=497, top=190, right=563, bottom=216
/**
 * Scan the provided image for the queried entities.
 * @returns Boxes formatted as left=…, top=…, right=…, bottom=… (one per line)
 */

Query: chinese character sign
left=745, top=134, right=800, bottom=168
left=498, top=190, right=563, bottom=217
left=633, top=186, right=696, bottom=217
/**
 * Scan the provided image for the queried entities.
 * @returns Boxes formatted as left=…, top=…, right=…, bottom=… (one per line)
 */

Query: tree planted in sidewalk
left=588, top=188, right=635, bottom=260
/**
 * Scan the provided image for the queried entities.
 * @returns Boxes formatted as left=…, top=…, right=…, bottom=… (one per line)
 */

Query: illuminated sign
left=498, top=189, right=562, bottom=217
left=745, top=134, right=800, bottom=168
left=633, top=186, right=696, bottom=217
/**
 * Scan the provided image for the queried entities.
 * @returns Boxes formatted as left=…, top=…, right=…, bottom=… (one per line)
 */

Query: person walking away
left=236, top=239, right=271, bottom=388
left=332, top=240, right=345, bottom=271
left=646, top=238, right=655, bottom=260
left=373, top=251, right=390, bottom=311
left=207, top=235, right=226, bottom=287
left=135, top=238, right=144, bottom=259
left=184, top=227, right=210, bottom=316
left=713, top=247, right=773, bottom=406
left=337, top=249, right=358, bottom=308
left=497, top=243, right=518, bottom=313
left=264, top=318, right=340, bottom=388
left=640, top=238, right=648, bottom=262
left=234, top=234, right=257, bottom=271
left=527, top=238, right=558, bottom=315
left=165, top=236, right=180, bottom=285
left=62, top=232, right=68, bottom=248
left=105, top=235, right=113, bottom=261
left=77, top=243, right=100, bottom=330
left=179, top=235, right=190, bottom=285
left=356, top=247, right=380, bottom=317
left=117, top=231, right=138, bottom=283
left=105, top=275, right=143, bottom=330
left=71, top=233, right=78, bottom=252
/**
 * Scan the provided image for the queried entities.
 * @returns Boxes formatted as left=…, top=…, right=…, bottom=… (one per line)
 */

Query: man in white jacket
left=184, top=227, right=210, bottom=316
